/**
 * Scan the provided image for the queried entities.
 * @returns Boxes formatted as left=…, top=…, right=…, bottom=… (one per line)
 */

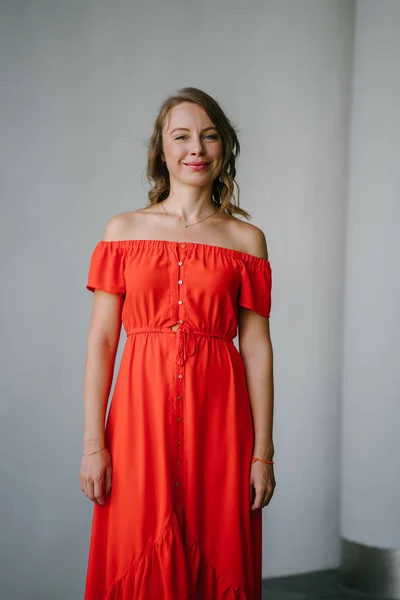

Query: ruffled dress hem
left=103, top=513, right=250, bottom=600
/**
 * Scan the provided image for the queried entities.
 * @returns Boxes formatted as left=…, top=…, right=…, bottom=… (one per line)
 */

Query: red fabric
left=84, top=239, right=272, bottom=600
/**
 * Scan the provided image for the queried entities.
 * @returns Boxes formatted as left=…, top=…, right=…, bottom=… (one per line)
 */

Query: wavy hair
left=146, top=87, right=251, bottom=219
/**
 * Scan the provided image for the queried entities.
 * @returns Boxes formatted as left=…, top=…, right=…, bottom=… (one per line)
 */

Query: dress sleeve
left=238, top=257, right=272, bottom=318
left=86, top=241, right=126, bottom=294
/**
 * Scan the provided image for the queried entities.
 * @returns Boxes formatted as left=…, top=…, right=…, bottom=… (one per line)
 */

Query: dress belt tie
left=126, top=324, right=234, bottom=365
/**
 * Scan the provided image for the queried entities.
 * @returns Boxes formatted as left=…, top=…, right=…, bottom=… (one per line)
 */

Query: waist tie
left=126, top=324, right=234, bottom=365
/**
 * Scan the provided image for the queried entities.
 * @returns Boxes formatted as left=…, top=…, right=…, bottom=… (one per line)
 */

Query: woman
left=80, top=86, right=275, bottom=600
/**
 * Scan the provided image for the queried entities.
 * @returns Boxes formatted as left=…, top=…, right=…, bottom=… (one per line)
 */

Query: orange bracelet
left=252, top=456, right=274, bottom=465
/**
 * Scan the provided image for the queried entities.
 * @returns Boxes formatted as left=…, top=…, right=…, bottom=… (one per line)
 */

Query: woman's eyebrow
left=170, top=126, right=217, bottom=135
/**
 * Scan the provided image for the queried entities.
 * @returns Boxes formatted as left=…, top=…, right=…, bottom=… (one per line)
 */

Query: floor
left=262, top=569, right=383, bottom=600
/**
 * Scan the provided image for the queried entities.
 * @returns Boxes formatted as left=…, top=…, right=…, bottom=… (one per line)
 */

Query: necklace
left=161, top=201, right=218, bottom=228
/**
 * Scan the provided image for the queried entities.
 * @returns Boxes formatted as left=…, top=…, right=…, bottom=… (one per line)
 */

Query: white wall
left=0, top=1, right=355, bottom=598
left=341, top=0, right=400, bottom=549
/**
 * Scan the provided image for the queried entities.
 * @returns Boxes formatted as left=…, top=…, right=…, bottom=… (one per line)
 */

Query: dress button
left=178, top=374, right=183, bottom=379
left=175, top=482, right=179, bottom=487
left=181, top=244, right=186, bottom=248
left=177, top=418, right=181, bottom=422
left=178, top=261, right=183, bottom=266
left=178, top=280, right=183, bottom=285
left=177, top=395, right=182, bottom=400
left=177, top=462, right=180, bottom=466
left=178, top=320, right=184, bottom=324
left=177, top=440, right=180, bottom=445
left=178, top=300, right=183, bottom=305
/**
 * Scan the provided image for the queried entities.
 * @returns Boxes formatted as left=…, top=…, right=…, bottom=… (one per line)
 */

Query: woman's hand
left=79, top=448, right=112, bottom=506
left=250, top=462, right=276, bottom=510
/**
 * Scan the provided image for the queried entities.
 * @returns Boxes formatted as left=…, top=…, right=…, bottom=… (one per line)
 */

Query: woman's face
left=161, top=102, right=223, bottom=189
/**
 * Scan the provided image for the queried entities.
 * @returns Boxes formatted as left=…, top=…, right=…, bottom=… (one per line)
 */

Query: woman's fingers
left=84, top=480, right=94, bottom=502
left=251, top=484, right=264, bottom=510
left=252, top=486, right=272, bottom=510
left=104, top=467, right=112, bottom=497
left=250, top=471, right=276, bottom=509
left=93, top=476, right=106, bottom=505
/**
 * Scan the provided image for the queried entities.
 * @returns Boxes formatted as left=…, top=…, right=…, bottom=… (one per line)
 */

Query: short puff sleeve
left=238, top=256, right=272, bottom=318
left=86, top=241, right=126, bottom=294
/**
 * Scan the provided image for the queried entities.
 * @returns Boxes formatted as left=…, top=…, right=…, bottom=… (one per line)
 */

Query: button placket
left=174, top=242, right=187, bottom=497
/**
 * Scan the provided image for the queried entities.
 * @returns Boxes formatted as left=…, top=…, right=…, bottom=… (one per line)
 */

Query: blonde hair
left=146, top=87, right=250, bottom=219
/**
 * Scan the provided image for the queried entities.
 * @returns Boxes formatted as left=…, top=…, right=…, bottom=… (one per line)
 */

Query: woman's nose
left=190, top=136, right=204, bottom=154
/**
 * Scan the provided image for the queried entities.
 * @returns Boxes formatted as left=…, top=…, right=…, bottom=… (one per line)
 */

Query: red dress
left=84, top=239, right=272, bottom=600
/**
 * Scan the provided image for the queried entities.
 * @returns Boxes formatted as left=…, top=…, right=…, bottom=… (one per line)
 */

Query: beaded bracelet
left=83, top=447, right=105, bottom=457
left=252, top=456, right=274, bottom=465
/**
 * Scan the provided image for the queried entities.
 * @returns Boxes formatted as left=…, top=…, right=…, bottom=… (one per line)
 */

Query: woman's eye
left=174, top=134, right=219, bottom=141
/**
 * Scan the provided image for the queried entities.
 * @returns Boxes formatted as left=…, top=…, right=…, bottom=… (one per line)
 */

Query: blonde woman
left=80, top=87, right=275, bottom=599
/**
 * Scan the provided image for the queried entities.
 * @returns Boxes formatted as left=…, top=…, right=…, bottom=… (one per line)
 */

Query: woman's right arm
left=80, top=290, right=124, bottom=505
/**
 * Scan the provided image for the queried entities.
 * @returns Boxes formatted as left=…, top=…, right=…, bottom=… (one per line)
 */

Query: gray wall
left=341, top=0, right=400, bottom=550
left=1, top=1, right=355, bottom=598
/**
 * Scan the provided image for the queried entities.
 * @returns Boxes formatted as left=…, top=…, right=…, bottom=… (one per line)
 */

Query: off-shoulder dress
left=84, top=239, right=272, bottom=600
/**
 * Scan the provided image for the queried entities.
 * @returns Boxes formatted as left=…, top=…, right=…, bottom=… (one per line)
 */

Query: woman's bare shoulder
left=101, top=211, right=134, bottom=241
left=102, top=208, right=156, bottom=241
left=229, top=216, right=269, bottom=259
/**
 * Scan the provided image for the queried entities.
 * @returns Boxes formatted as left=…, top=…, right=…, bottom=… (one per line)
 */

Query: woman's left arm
left=238, top=227, right=275, bottom=509
left=238, top=311, right=274, bottom=465
left=238, top=303, right=275, bottom=511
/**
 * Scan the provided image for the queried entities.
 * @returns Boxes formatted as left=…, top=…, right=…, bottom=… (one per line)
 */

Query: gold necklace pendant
left=161, top=201, right=217, bottom=228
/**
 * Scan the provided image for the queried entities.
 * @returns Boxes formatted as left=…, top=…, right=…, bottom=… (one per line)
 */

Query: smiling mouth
left=184, top=162, right=210, bottom=168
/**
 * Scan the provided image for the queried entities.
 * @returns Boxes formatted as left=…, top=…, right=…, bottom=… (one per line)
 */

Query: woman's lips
left=184, top=162, right=210, bottom=171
